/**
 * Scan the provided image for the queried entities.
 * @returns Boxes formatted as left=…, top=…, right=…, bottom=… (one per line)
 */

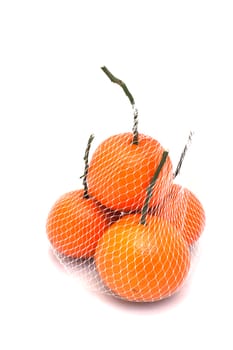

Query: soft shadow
left=48, top=247, right=96, bottom=274
left=92, top=277, right=191, bottom=313
left=48, top=247, right=107, bottom=291
left=87, top=266, right=192, bottom=314
left=48, top=247, right=67, bottom=273
left=48, top=244, right=197, bottom=313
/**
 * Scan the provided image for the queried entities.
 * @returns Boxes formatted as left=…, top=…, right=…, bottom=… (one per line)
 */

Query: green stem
left=140, top=151, right=169, bottom=225
left=80, top=134, right=94, bottom=199
left=174, top=131, right=194, bottom=178
left=101, top=66, right=139, bottom=145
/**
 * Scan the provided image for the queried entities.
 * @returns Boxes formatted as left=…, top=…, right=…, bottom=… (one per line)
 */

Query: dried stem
left=140, top=151, right=169, bottom=225
left=101, top=66, right=139, bottom=145
left=80, top=134, right=94, bottom=199
left=101, top=66, right=135, bottom=105
left=174, top=131, right=194, bottom=178
left=132, top=106, right=139, bottom=145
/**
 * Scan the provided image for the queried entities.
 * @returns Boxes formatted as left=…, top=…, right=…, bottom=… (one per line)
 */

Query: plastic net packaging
left=46, top=67, right=206, bottom=303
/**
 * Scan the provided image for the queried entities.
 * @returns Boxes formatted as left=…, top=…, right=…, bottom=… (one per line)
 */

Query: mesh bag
left=46, top=68, right=206, bottom=302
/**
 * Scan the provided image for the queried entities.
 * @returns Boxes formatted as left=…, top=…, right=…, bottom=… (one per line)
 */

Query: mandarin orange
left=152, top=183, right=206, bottom=246
left=46, top=189, right=110, bottom=259
left=87, top=132, right=173, bottom=212
left=95, top=213, right=191, bottom=302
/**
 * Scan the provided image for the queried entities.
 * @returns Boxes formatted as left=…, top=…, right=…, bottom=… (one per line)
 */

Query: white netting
left=46, top=68, right=206, bottom=303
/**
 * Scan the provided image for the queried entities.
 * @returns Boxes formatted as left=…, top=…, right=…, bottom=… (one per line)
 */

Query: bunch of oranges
left=46, top=67, right=205, bottom=302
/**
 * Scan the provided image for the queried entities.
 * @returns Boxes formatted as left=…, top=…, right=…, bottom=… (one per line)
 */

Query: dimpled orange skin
left=87, top=133, right=173, bottom=213
left=95, top=213, right=191, bottom=302
left=152, top=183, right=206, bottom=246
left=46, top=190, right=110, bottom=259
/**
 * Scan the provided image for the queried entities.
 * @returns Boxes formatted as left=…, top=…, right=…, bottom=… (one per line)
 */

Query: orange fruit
left=87, top=132, right=173, bottom=212
left=152, top=183, right=206, bottom=246
left=46, top=189, right=110, bottom=259
left=95, top=213, right=191, bottom=302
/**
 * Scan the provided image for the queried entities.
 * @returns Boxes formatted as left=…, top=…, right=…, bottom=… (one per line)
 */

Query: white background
left=1, top=1, right=233, bottom=349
